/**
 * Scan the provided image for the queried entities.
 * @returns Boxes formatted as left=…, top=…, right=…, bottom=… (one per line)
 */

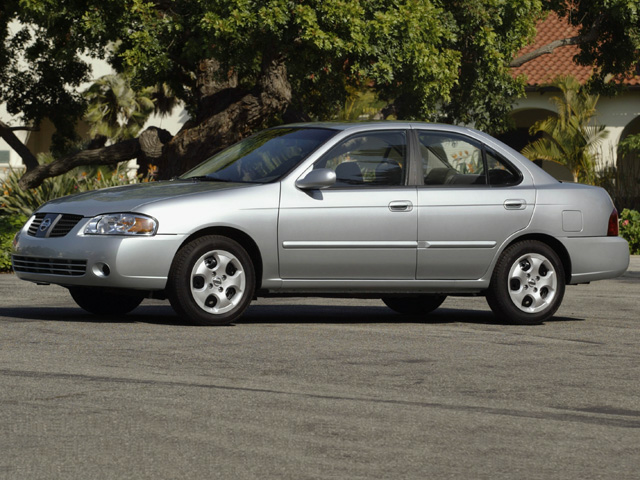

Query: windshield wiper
left=187, top=175, right=235, bottom=183
left=186, top=175, right=265, bottom=184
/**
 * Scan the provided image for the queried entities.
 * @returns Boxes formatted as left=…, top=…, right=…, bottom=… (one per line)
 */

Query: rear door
left=416, top=130, right=535, bottom=280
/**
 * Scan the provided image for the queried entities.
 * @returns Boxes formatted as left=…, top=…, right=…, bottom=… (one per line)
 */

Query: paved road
left=1, top=258, right=639, bottom=479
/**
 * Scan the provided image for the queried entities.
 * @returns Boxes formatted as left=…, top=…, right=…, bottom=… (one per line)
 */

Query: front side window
left=315, top=131, right=407, bottom=187
left=182, top=127, right=336, bottom=183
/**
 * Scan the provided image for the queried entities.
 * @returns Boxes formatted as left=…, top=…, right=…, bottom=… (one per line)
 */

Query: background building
left=503, top=12, right=640, bottom=181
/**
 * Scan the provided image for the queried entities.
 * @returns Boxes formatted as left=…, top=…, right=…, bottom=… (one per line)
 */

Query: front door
left=278, top=130, right=418, bottom=280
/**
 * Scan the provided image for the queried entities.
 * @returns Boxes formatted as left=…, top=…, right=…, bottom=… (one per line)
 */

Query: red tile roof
left=511, top=12, right=640, bottom=87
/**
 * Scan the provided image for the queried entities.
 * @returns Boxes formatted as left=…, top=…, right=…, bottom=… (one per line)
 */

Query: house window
left=0, top=150, right=10, bottom=165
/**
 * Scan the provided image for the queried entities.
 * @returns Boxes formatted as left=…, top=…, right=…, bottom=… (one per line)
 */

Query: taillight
left=607, top=208, right=619, bottom=236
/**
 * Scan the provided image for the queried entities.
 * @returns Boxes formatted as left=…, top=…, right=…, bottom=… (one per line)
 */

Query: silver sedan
left=12, top=122, right=630, bottom=325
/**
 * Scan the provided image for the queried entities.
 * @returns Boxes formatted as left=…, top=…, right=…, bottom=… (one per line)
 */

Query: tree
left=83, top=74, right=155, bottom=143
left=512, top=0, right=640, bottom=90
left=521, top=76, right=609, bottom=183
left=1, top=0, right=638, bottom=189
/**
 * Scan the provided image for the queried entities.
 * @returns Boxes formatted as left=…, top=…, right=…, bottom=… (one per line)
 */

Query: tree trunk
left=16, top=56, right=290, bottom=188
left=156, top=55, right=292, bottom=179
left=0, top=120, right=39, bottom=171
left=18, top=127, right=172, bottom=189
left=18, top=139, right=141, bottom=189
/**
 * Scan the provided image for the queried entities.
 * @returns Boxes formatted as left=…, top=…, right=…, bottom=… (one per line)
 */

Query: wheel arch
left=502, top=233, right=572, bottom=284
left=178, top=227, right=264, bottom=290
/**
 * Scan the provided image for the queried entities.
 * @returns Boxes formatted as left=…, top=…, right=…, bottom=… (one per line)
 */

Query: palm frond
left=521, top=75, right=605, bottom=185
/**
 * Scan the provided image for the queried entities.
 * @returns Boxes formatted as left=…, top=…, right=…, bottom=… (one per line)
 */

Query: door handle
left=389, top=200, right=413, bottom=212
left=504, top=199, right=526, bottom=210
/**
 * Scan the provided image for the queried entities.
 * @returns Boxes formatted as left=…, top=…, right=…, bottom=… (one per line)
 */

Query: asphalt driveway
left=1, top=257, right=639, bottom=479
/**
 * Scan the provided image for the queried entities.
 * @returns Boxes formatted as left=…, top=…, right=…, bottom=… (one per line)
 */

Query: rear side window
left=485, top=149, right=521, bottom=186
left=418, top=131, right=521, bottom=187
left=419, top=132, right=486, bottom=186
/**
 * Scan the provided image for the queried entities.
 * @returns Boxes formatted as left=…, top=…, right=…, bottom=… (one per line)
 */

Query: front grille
left=27, top=213, right=84, bottom=238
left=12, top=256, right=87, bottom=276
left=49, top=215, right=84, bottom=237
left=27, top=213, right=46, bottom=236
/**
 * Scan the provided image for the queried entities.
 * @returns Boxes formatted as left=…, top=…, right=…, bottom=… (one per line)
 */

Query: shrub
left=0, top=214, right=28, bottom=273
left=1, top=168, right=79, bottom=216
left=619, top=209, right=640, bottom=255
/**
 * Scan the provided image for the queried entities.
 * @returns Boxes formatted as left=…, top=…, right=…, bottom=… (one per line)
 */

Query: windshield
left=181, top=127, right=337, bottom=183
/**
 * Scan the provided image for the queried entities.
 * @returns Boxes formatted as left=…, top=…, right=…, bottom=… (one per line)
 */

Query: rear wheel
left=382, top=295, right=447, bottom=315
left=69, top=287, right=144, bottom=316
left=487, top=240, right=565, bottom=325
left=167, top=235, right=255, bottom=326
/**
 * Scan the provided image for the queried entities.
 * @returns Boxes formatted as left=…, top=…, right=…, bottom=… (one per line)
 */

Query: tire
left=486, top=240, right=565, bottom=325
left=69, top=287, right=144, bottom=316
left=382, top=295, right=447, bottom=315
left=167, top=235, right=255, bottom=326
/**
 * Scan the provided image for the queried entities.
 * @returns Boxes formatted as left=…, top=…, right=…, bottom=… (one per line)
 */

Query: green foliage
left=521, top=76, right=608, bottom=184
left=1, top=0, right=544, bottom=136
left=1, top=163, right=157, bottom=216
left=2, top=0, right=639, bottom=157
left=1, top=167, right=78, bottom=216
left=618, top=133, right=640, bottom=156
left=548, top=0, right=640, bottom=92
left=438, top=0, right=544, bottom=133
left=337, top=86, right=386, bottom=121
left=619, top=209, right=640, bottom=255
left=83, top=74, right=155, bottom=142
left=0, top=213, right=28, bottom=272
left=1, top=0, right=105, bottom=153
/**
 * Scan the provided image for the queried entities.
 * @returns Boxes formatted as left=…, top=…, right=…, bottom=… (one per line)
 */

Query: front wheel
left=486, top=241, right=565, bottom=325
left=69, top=287, right=144, bottom=316
left=382, top=295, right=447, bottom=316
left=167, top=235, right=255, bottom=326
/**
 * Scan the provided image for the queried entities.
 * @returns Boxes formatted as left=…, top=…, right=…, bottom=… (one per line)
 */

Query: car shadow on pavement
left=239, top=305, right=583, bottom=325
left=239, top=305, right=498, bottom=325
left=0, top=304, right=583, bottom=326
left=0, top=305, right=186, bottom=326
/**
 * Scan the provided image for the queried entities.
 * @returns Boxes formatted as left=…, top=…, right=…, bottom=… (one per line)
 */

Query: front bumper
left=12, top=219, right=186, bottom=291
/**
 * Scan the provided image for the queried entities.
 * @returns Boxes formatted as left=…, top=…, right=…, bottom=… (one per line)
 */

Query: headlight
left=84, top=214, right=158, bottom=236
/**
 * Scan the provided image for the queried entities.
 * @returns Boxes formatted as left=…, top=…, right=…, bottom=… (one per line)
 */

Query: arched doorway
left=498, top=108, right=574, bottom=182
left=616, top=116, right=640, bottom=210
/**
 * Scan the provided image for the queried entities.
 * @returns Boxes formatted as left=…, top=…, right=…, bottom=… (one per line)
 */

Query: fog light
left=92, top=263, right=111, bottom=277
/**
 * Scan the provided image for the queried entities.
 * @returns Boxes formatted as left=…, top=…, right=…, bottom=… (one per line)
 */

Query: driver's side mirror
left=295, top=168, right=336, bottom=190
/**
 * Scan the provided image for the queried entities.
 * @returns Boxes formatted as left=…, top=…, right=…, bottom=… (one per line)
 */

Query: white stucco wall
left=512, top=89, right=640, bottom=168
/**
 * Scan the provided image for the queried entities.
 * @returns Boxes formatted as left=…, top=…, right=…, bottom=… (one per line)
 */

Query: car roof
left=277, top=121, right=486, bottom=137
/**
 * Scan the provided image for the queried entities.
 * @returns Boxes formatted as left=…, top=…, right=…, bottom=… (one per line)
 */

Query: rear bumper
left=560, top=236, right=630, bottom=284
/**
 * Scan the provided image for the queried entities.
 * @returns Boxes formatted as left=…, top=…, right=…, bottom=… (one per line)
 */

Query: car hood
left=36, top=180, right=251, bottom=216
